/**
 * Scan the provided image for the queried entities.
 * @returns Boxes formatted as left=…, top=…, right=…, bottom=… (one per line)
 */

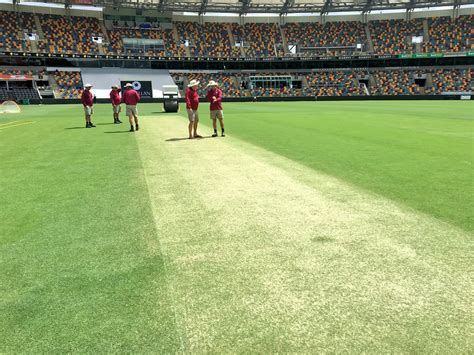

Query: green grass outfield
left=0, top=101, right=472, bottom=352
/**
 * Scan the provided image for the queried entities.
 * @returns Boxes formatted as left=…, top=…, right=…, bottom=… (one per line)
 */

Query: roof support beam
left=240, top=0, right=251, bottom=15
left=199, top=0, right=208, bottom=15
left=321, top=0, right=332, bottom=15
left=362, top=0, right=372, bottom=13
left=157, top=0, right=167, bottom=12
left=59, top=0, right=467, bottom=14
left=280, top=0, right=294, bottom=15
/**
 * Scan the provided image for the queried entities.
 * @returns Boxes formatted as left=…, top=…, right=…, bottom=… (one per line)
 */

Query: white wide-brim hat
left=111, top=85, right=119, bottom=89
left=206, top=80, right=218, bottom=87
left=125, top=83, right=133, bottom=87
left=84, top=83, right=93, bottom=88
left=188, top=79, right=200, bottom=87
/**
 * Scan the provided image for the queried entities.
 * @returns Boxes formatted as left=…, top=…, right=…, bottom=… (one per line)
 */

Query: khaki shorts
left=187, top=108, right=199, bottom=122
left=210, top=110, right=224, bottom=120
left=113, top=104, right=121, bottom=114
left=84, top=105, right=93, bottom=116
left=126, top=105, right=138, bottom=116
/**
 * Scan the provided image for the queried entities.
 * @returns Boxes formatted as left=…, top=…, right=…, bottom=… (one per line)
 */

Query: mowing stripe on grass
left=136, top=115, right=472, bottom=353
left=0, top=120, right=35, bottom=130
left=0, top=106, right=182, bottom=352
left=136, top=134, right=188, bottom=353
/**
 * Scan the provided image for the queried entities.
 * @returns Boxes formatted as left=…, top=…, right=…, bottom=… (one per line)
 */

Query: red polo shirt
left=110, top=88, right=121, bottom=105
left=81, top=89, right=94, bottom=106
left=185, top=87, right=199, bottom=110
left=122, top=89, right=141, bottom=105
left=206, top=87, right=222, bottom=111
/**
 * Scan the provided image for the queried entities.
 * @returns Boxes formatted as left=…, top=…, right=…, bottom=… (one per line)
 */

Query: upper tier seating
left=423, top=15, right=473, bottom=53
left=231, top=23, right=285, bottom=57
left=0, top=11, right=36, bottom=52
left=37, top=14, right=102, bottom=54
left=369, top=19, right=424, bottom=55
left=107, top=28, right=186, bottom=57
left=0, top=11, right=472, bottom=57
left=176, top=22, right=234, bottom=58
left=283, top=21, right=367, bottom=55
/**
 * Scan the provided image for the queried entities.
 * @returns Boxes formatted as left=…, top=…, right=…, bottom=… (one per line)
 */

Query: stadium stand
left=0, top=10, right=472, bottom=58
left=1, top=68, right=33, bottom=76
left=0, top=11, right=36, bottom=52
left=370, top=70, right=422, bottom=95
left=306, top=71, right=367, bottom=96
left=51, top=71, right=84, bottom=99
left=283, top=21, right=367, bottom=56
left=427, top=68, right=473, bottom=94
left=2, top=65, right=471, bottom=100
left=107, top=27, right=186, bottom=57
left=423, top=15, right=473, bottom=53
left=369, top=19, right=424, bottom=55
left=171, top=72, right=242, bottom=97
left=37, top=14, right=102, bottom=54
left=251, top=87, right=304, bottom=97
left=0, top=67, right=43, bottom=101
left=0, top=9, right=472, bottom=101
left=176, top=22, right=234, bottom=58
left=170, top=68, right=472, bottom=97
left=231, top=23, right=285, bottom=57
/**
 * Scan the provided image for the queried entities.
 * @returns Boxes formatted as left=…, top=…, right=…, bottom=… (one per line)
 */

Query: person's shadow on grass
left=104, top=131, right=130, bottom=134
left=65, top=127, right=85, bottom=130
left=166, top=136, right=213, bottom=142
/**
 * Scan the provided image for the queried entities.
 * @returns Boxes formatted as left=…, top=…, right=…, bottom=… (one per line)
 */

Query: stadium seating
left=107, top=27, right=186, bottom=57
left=428, top=68, right=473, bottom=93
left=0, top=68, right=33, bottom=76
left=37, top=14, right=102, bottom=54
left=0, top=68, right=40, bottom=100
left=51, top=71, right=84, bottom=99
left=0, top=11, right=36, bottom=52
left=369, top=19, right=424, bottom=55
left=370, top=70, right=421, bottom=95
left=231, top=23, right=285, bottom=57
left=423, top=15, right=473, bottom=53
left=171, top=72, right=242, bottom=97
left=0, top=10, right=472, bottom=58
left=283, top=21, right=367, bottom=56
left=1, top=9, right=472, bottom=101
left=306, top=71, right=366, bottom=96
left=1, top=67, right=471, bottom=100
left=0, top=86, right=40, bottom=101
left=176, top=22, right=233, bottom=58
left=251, top=87, right=303, bottom=97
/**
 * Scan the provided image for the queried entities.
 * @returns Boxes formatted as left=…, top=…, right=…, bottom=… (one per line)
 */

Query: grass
left=201, top=101, right=473, bottom=232
left=0, top=101, right=472, bottom=352
left=0, top=105, right=181, bottom=352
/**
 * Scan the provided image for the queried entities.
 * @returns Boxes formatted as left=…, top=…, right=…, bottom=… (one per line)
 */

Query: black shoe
left=114, top=120, right=120, bottom=124
left=86, top=123, right=91, bottom=128
left=212, top=133, right=218, bottom=137
left=117, top=119, right=122, bottom=123
left=129, top=127, right=135, bottom=132
left=135, top=124, right=139, bottom=131
left=221, top=132, right=225, bottom=137
left=89, top=122, right=96, bottom=127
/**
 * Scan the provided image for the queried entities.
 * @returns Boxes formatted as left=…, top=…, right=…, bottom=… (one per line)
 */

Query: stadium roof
left=13, top=0, right=474, bottom=14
